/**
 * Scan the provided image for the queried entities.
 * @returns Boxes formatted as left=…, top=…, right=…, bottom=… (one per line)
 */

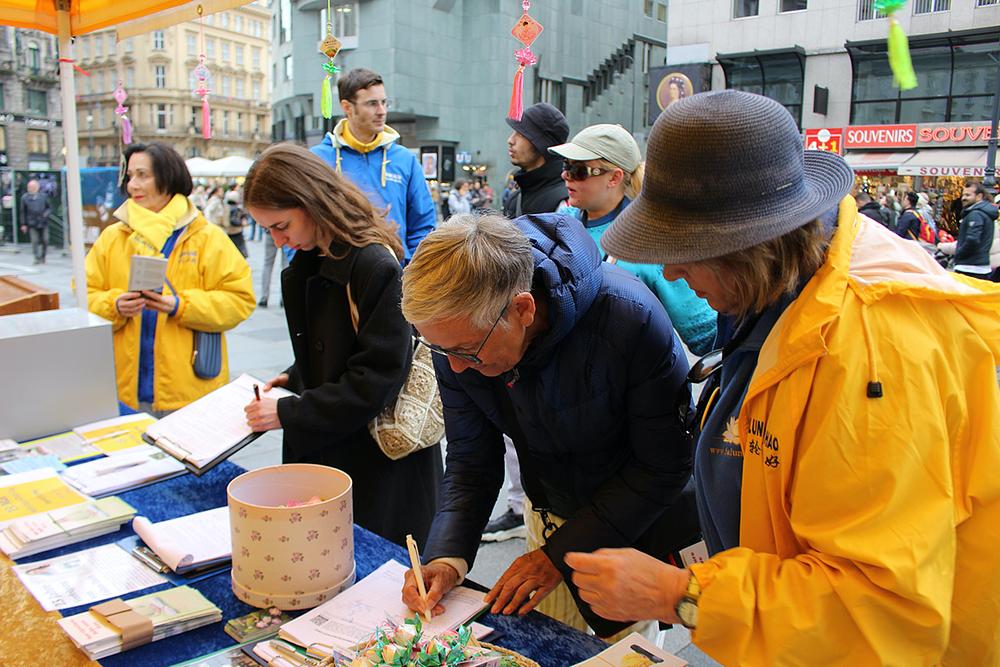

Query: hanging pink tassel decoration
left=113, top=80, right=133, bottom=145
left=508, top=0, right=543, bottom=121
left=194, top=57, right=212, bottom=139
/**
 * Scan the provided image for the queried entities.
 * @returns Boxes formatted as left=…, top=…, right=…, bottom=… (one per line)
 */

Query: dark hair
left=965, top=181, right=986, bottom=197
left=905, top=191, right=919, bottom=208
left=337, top=68, right=384, bottom=103
left=121, top=142, right=193, bottom=198
left=854, top=192, right=872, bottom=205
left=243, top=143, right=403, bottom=261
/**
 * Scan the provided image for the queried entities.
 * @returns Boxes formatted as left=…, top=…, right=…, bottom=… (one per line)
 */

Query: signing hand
left=484, top=548, right=562, bottom=616
left=116, top=291, right=145, bottom=317
left=565, top=548, right=689, bottom=624
left=244, top=397, right=281, bottom=432
left=141, top=290, right=179, bottom=314
left=402, top=561, right=459, bottom=618
left=264, top=373, right=289, bottom=391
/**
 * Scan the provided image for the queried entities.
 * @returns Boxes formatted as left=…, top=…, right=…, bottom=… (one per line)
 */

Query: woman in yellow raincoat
left=565, top=91, right=1000, bottom=666
left=86, top=142, right=255, bottom=415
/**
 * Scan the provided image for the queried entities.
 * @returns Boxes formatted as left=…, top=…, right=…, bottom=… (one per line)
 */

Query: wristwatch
left=675, top=571, right=701, bottom=630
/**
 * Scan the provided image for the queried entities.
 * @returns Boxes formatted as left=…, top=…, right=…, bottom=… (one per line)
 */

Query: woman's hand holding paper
left=116, top=291, right=145, bottom=317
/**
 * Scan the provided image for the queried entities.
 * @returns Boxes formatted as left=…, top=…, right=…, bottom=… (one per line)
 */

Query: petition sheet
left=13, top=542, right=167, bottom=611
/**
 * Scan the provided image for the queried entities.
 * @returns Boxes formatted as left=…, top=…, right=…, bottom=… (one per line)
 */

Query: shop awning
left=844, top=151, right=916, bottom=171
left=897, top=148, right=988, bottom=177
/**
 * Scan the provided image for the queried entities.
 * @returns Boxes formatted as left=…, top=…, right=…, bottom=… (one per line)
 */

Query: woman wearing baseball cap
left=564, top=91, right=1000, bottom=665
left=549, top=124, right=716, bottom=354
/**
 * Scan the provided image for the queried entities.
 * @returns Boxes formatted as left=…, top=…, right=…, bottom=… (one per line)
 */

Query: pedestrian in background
left=20, top=179, right=52, bottom=265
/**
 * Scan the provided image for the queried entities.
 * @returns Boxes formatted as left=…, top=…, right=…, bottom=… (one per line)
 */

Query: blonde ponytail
left=625, top=161, right=645, bottom=200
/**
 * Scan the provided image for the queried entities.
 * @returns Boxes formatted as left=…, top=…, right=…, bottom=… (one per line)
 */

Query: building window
left=280, top=0, right=292, bottom=43
left=236, top=78, right=245, bottom=98
left=126, top=67, right=135, bottom=88
left=27, top=129, right=49, bottom=155
left=121, top=37, right=133, bottom=53
left=220, top=12, right=229, bottom=29
left=643, top=0, right=667, bottom=21
left=0, top=82, right=4, bottom=109
left=719, top=50, right=804, bottom=126
left=252, top=81, right=261, bottom=99
left=534, top=77, right=565, bottom=114
left=27, top=42, right=41, bottom=71
left=780, top=0, right=807, bottom=11
left=252, top=47, right=261, bottom=69
left=320, top=2, right=358, bottom=43
left=912, top=0, right=950, bottom=12
left=221, top=40, right=230, bottom=63
left=26, top=89, right=47, bottom=115
left=153, top=30, right=165, bottom=50
left=235, top=15, right=243, bottom=33
left=235, top=45, right=244, bottom=67
left=733, top=0, right=759, bottom=18
left=857, top=0, right=887, bottom=20
left=849, top=32, right=998, bottom=124
left=237, top=112, right=244, bottom=135
left=206, top=38, right=216, bottom=59
left=155, top=65, right=166, bottom=88
left=187, top=32, right=197, bottom=56
left=155, top=103, right=169, bottom=130
left=79, top=37, right=90, bottom=60
left=223, top=75, right=232, bottom=97
left=976, top=0, right=999, bottom=6
left=256, top=115, right=263, bottom=135
left=284, top=55, right=293, bottom=81
left=224, top=110, right=231, bottom=135
left=94, top=34, right=103, bottom=57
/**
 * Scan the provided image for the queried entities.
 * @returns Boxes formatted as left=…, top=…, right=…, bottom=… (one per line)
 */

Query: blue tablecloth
left=24, top=462, right=606, bottom=666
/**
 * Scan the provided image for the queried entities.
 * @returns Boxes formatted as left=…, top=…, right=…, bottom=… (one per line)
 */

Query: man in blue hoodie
left=397, top=212, right=700, bottom=638
left=311, top=68, right=436, bottom=261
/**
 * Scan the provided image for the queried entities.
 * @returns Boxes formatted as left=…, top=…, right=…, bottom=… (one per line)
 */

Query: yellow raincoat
left=690, top=197, right=1000, bottom=666
left=86, top=197, right=255, bottom=411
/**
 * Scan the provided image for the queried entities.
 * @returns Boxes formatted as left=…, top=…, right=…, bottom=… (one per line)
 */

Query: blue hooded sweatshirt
left=422, top=212, right=699, bottom=636
left=311, top=120, right=437, bottom=261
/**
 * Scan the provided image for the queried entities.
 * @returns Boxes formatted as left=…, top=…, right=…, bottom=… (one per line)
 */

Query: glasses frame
left=350, top=98, right=391, bottom=111
left=417, top=304, right=509, bottom=365
left=561, top=160, right=612, bottom=182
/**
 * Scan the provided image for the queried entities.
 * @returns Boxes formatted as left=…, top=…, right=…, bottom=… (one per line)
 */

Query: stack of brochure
left=131, top=506, right=231, bottom=574
left=61, top=444, right=186, bottom=497
left=0, top=496, right=136, bottom=558
left=58, top=585, right=222, bottom=659
left=0, top=468, right=91, bottom=530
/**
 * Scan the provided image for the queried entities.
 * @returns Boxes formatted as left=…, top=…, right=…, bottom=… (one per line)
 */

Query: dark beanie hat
left=506, top=103, right=570, bottom=160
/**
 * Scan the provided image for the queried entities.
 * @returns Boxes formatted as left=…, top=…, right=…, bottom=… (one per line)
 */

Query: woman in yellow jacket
left=566, top=92, right=1000, bottom=666
left=86, top=142, right=255, bottom=414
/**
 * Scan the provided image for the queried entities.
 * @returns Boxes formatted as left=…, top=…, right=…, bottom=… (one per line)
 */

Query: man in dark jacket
left=399, top=212, right=700, bottom=637
left=502, top=103, right=570, bottom=218
left=19, top=179, right=52, bottom=264
left=896, top=190, right=923, bottom=242
left=953, top=182, right=997, bottom=279
left=855, top=192, right=888, bottom=228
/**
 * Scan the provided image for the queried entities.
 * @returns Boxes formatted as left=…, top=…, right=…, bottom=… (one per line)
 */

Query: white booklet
left=132, top=506, right=231, bottom=574
left=13, top=542, right=167, bottom=611
left=572, top=632, right=687, bottom=666
left=143, top=373, right=294, bottom=476
left=60, top=444, right=187, bottom=497
left=128, top=254, right=168, bottom=292
left=0, top=496, right=136, bottom=559
left=279, top=559, right=488, bottom=656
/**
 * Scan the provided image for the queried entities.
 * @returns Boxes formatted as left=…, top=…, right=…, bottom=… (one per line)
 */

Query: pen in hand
left=253, top=384, right=261, bottom=401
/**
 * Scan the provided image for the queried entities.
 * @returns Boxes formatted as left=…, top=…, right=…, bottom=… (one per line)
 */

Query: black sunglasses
left=562, top=160, right=612, bottom=182
left=416, top=305, right=508, bottom=365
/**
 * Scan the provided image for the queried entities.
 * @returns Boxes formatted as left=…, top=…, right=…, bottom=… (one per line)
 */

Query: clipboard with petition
left=142, top=374, right=295, bottom=476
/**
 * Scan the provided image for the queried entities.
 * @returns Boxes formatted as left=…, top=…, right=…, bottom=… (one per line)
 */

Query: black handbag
left=192, top=331, right=223, bottom=379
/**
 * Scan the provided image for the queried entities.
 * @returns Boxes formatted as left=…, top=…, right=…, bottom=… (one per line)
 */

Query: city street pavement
left=0, top=235, right=718, bottom=665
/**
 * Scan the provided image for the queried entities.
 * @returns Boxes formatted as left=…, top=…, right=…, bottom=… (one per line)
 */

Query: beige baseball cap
left=548, top=124, right=642, bottom=173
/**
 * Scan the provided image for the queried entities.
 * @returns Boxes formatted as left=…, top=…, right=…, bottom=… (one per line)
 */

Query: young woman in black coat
left=241, top=144, right=442, bottom=546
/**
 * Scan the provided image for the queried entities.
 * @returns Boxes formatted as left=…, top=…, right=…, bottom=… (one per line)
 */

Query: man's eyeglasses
left=562, top=160, right=612, bottom=182
left=417, top=305, right=508, bottom=365
left=351, top=98, right=391, bottom=111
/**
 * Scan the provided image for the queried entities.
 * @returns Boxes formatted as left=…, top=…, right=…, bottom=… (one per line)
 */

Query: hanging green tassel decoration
left=887, top=18, right=917, bottom=90
left=318, top=1, right=341, bottom=120
left=875, top=0, right=917, bottom=91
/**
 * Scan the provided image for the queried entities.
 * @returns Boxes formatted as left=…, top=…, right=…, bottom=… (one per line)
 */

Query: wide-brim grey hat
left=602, top=90, right=854, bottom=265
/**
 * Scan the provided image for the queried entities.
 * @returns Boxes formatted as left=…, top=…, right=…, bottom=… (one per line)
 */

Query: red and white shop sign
left=917, top=124, right=992, bottom=146
left=897, top=165, right=985, bottom=177
left=844, top=124, right=917, bottom=149
left=804, top=128, right=843, bottom=154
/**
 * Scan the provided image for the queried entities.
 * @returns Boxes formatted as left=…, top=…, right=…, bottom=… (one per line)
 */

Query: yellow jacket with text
left=85, top=198, right=255, bottom=411
left=691, top=197, right=1000, bottom=666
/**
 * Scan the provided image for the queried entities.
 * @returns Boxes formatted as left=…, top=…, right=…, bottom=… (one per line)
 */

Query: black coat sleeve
left=276, top=253, right=412, bottom=434
left=422, top=355, right=507, bottom=568
left=539, top=302, right=693, bottom=571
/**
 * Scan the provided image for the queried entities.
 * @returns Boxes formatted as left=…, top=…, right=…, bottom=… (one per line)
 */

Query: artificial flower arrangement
left=343, top=617, right=526, bottom=667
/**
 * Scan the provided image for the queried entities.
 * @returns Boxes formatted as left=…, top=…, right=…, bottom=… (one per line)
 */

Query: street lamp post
left=983, top=39, right=1000, bottom=192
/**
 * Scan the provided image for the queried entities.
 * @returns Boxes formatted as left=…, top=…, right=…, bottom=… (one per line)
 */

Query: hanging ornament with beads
left=319, top=0, right=342, bottom=119
left=507, top=0, right=543, bottom=121
left=113, top=80, right=133, bottom=145
left=191, top=5, right=213, bottom=139
left=875, top=0, right=917, bottom=90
